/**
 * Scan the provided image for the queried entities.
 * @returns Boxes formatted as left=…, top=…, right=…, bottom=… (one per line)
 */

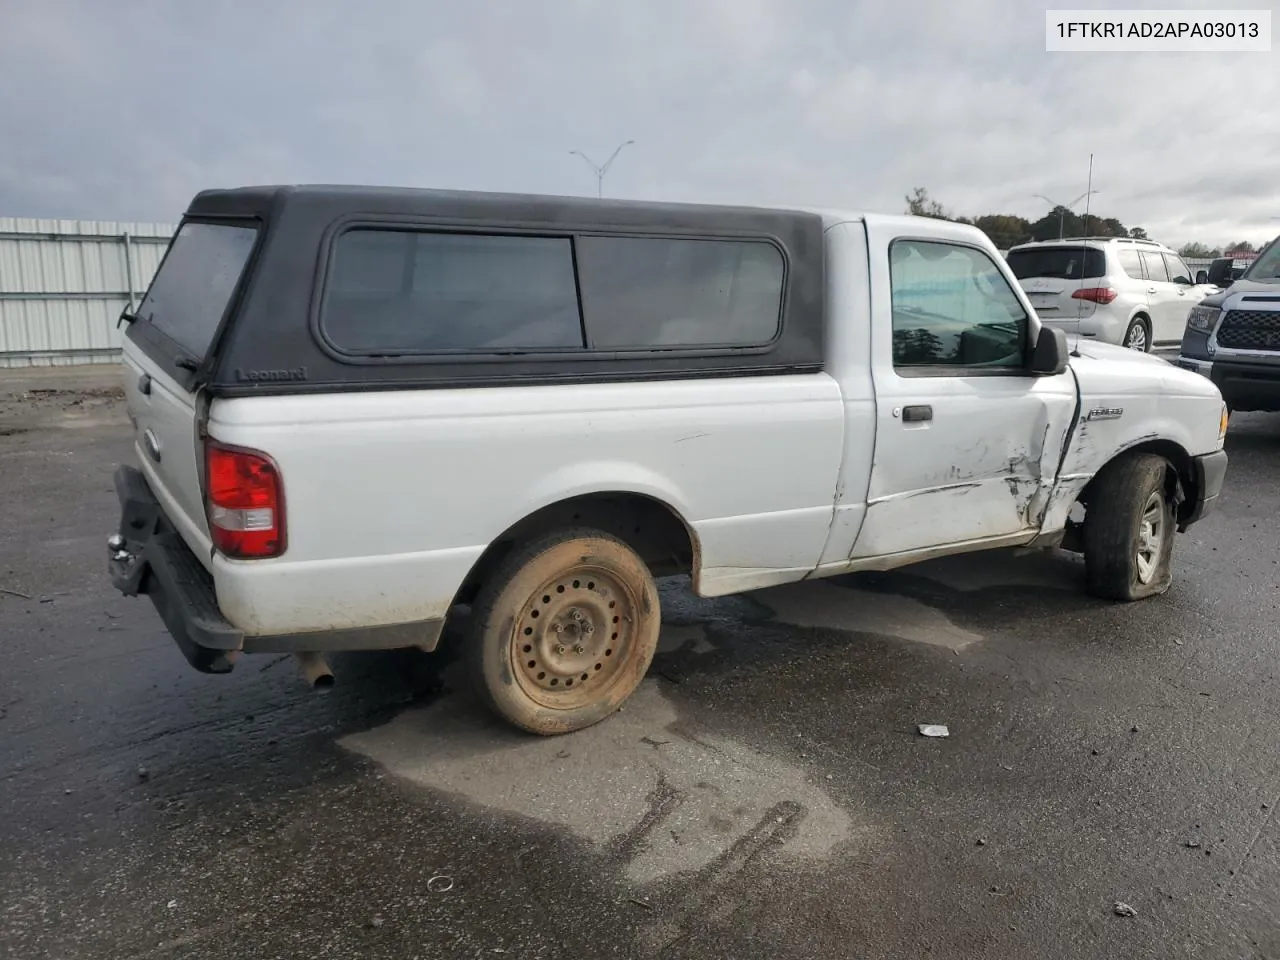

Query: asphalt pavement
left=2, top=367, right=1279, bottom=959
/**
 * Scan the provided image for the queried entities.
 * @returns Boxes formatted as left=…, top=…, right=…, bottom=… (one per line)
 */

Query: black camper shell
left=124, top=185, right=828, bottom=398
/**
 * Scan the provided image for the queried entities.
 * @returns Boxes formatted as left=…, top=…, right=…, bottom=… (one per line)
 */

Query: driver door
left=851, top=230, right=1077, bottom=560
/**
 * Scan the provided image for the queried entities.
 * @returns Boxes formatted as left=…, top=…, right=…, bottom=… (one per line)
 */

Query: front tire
left=1082, top=453, right=1176, bottom=601
left=468, top=527, right=661, bottom=735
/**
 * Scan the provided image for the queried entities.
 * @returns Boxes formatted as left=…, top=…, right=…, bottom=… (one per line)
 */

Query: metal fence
left=0, top=218, right=175, bottom=368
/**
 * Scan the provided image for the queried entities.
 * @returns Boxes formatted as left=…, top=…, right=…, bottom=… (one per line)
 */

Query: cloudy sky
left=1, top=0, right=1275, bottom=249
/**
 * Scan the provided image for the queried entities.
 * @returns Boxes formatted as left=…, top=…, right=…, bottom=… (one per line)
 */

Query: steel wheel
left=468, top=528, right=661, bottom=735
left=511, top=565, right=638, bottom=710
left=1124, top=320, right=1148, bottom=352
left=1134, top=491, right=1165, bottom=584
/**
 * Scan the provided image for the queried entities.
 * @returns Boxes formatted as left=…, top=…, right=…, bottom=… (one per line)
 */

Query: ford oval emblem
left=143, top=428, right=162, bottom=463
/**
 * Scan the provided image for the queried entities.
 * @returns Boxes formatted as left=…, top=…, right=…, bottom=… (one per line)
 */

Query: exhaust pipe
left=295, top=652, right=334, bottom=692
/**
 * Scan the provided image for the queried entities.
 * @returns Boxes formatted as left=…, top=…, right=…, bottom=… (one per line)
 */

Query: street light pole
left=1033, top=189, right=1100, bottom=239
left=570, top=140, right=635, bottom=198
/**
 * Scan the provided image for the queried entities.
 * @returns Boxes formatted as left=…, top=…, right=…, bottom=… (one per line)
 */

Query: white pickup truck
left=109, top=185, right=1229, bottom=735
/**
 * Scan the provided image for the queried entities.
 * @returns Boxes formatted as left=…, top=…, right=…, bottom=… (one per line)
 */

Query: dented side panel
left=849, top=379, right=1077, bottom=557
left=1055, top=347, right=1226, bottom=474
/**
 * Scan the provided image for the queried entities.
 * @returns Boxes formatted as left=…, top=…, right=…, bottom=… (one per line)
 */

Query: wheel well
left=452, top=493, right=699, bottom=607
left=1079, top=440, right=1196, bottom=523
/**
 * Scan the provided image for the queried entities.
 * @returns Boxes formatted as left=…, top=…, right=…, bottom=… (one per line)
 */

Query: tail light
left=1072, top=287, right=1118, bottom=304
left=205, top=440, right=285, bottom=558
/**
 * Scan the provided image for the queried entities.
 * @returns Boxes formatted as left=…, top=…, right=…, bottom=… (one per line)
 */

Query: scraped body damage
left=847, top=381, right=1075, bottom=560
left=1034, top=342, right=1223, bottom=535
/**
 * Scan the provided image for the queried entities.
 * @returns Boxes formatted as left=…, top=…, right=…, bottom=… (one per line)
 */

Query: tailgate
left=1017, top=275, right=1095, bottom=321
left=119, top=220, right=260, bottom=559
left=122, top=344, right=211, bottom=549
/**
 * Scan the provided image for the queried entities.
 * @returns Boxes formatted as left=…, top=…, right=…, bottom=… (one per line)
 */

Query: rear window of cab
left=318, top=228, right=787, bottom=356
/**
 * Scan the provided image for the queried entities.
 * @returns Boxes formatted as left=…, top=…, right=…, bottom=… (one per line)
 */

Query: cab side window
left=889, top=239, right=1027, bottom=371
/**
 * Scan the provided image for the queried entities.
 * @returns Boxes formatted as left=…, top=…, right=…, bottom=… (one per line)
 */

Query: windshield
left=1243, top=238, right=1280, bottom=283
left=137, top=221, right=258, bottom=361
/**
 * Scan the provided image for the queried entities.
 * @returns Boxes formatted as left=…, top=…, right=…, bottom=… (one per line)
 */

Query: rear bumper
left=109, top=465, right=446, bottom=673
left=110, top=465, right=244, bottom=672
left=1182, top=449, right=1228, bottom=528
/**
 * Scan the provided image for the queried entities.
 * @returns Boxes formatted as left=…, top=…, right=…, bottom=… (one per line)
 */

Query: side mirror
left=1030, top=325, right=1068, bottom=375
left=1195, top=270, right=1208, bottom=285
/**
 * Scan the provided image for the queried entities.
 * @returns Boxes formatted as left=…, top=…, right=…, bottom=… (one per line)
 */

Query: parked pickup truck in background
left=1203, top=254, right=1257, bottom=290
left=109, top=186, right=1229, bottom=735
left=1178, top=236, right=1280, bottom=414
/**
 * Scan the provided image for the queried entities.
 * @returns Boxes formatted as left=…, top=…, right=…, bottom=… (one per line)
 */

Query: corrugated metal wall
left=0, top=218, right=175, bottom=368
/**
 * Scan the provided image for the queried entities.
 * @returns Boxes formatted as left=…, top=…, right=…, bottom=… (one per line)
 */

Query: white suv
left=1007, top=237, right=1217, bottom=352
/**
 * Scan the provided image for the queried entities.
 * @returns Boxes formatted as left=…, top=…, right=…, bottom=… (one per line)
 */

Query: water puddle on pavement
left=339, top=681, right=861, bottom=886
left=753, top=580, right=983, bottom=651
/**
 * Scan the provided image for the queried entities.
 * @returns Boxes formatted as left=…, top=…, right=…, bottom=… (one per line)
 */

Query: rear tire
left=468, top=527, right=660, bottom=735
left=1123, top=317, right=1151, bottom=352
left=1082, top=453, right=1176, bottom=601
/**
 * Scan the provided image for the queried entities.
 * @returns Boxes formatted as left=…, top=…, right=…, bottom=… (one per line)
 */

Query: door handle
left=137, top=373, right=151, bottom=396
left=1147, top=287, right=1157, bottom=294
left=143, top=428, right=162, bottom=463
left=902, top=404, right=933, bottom=423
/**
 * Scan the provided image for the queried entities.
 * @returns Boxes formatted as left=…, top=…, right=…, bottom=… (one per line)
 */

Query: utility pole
left=570, top=140, right=634, bottom=198
left=1082, top=153, right=1094, bottom=236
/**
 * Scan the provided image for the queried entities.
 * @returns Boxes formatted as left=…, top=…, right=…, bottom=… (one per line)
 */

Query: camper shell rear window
left=128, top=220, right=259, bottom=374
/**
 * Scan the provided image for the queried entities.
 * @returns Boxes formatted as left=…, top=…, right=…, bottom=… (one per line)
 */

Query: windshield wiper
left=174, top=356, right=200, bottom=372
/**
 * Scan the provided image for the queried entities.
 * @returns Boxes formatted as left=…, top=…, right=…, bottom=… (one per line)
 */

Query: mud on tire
left=467, top=527, right=661, bottom=735
left=1082, top=453, right=1176, bottom=601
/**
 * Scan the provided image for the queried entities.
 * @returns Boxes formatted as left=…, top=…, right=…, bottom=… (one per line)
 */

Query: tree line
left=904, top=187, right=1264, bottom=260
